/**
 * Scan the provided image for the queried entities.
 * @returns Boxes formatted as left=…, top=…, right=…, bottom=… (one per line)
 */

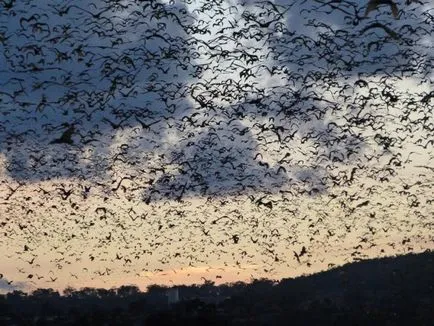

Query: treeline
left=1, top=251, right=432, bottom=325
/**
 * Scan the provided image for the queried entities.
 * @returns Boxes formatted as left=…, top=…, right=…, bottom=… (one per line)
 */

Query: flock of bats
left=0, top=0, right=433, bottom=289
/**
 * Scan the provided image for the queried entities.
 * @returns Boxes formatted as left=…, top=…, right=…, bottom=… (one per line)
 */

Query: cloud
left=0, top=277, right=28, bottom=294
left=0, top=0, right=430, bottom=196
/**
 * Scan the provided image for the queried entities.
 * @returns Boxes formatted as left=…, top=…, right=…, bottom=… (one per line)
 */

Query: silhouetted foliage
left=0, top=251, right=432, bottom=325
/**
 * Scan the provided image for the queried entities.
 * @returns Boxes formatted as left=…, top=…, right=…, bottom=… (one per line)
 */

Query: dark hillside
left=1, top=251, right=433, bottom=325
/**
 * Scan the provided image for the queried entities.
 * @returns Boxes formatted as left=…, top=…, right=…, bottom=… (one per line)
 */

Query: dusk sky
left=0, top=0, right=433, bottom=293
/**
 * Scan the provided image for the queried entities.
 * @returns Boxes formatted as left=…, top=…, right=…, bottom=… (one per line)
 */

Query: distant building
left=166, top=287, right=180, bottom=305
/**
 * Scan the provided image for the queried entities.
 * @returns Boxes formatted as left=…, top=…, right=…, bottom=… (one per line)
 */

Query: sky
left=0, top=0, right=433, bottom=293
